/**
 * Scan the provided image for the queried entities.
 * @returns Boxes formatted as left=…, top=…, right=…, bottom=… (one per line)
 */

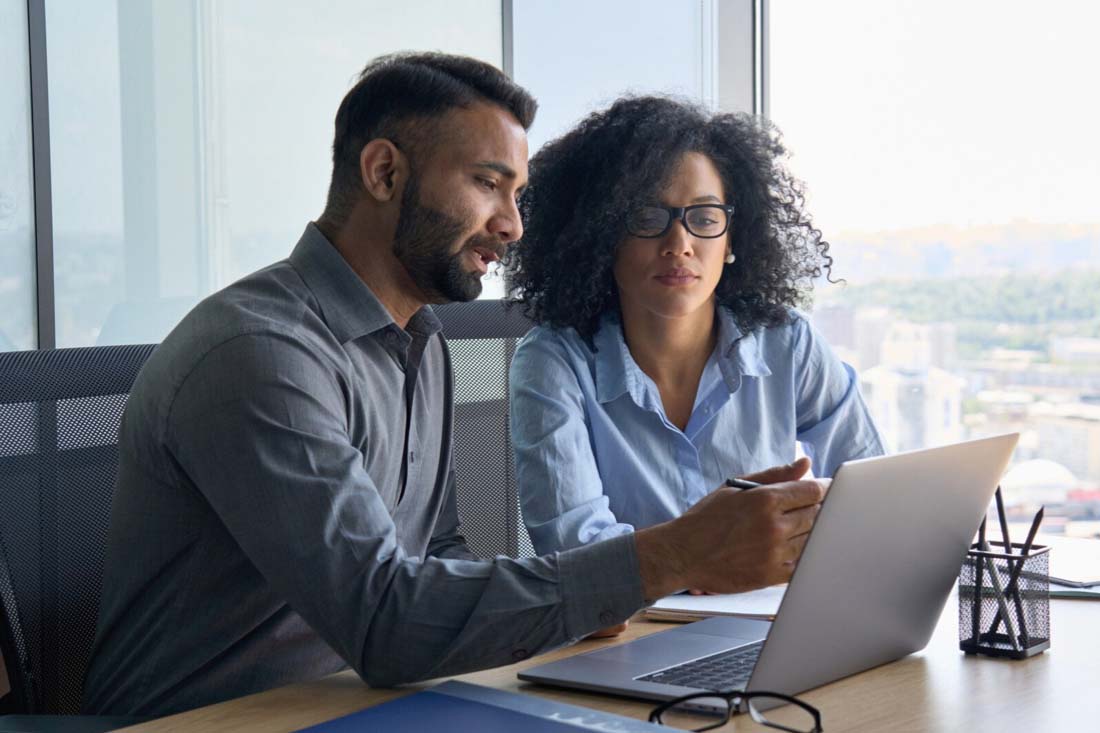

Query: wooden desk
left=115, top=597, right=1100, bottom=732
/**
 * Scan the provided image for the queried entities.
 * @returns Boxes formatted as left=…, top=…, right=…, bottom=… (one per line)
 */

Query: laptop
left=519, top=434, right=1019, bottom=709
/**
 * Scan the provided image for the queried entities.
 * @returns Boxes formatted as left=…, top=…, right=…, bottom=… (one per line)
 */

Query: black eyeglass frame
left=647, top=689, right=823, bottom=732
left=625, top=204, right=736, bottom=239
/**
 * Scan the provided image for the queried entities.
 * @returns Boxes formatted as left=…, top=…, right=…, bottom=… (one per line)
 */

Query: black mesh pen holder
left=959, top=543, right=1050, bottom=659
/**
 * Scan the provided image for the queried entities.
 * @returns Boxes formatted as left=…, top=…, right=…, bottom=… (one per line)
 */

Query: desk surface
left=115, top=596, right=1100, bottom=732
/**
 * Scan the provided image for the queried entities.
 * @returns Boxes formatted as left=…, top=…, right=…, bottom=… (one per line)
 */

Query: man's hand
left=634, top=474, right=827, bottom=601
left=685, top=456, right=815, bottom=593
left=586, top=621, right=629, bottom=639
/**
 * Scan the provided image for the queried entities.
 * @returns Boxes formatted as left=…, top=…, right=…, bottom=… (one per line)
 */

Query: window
left=44, top=0, right=501, bottom=346
left=513, top=0, right=719, bottom=152
left=771, top=0, right=1100, bottom=537
left=501, top=0, right=725, bottom=298
left=0, top=0, right=37, bottom=352
left=17, top=1, right=757, bottom=341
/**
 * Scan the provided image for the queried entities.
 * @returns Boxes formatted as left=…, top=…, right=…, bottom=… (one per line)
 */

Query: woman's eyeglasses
left=626, top=204, right=735, bottom=239
left=648, top=688, right=822, bottom=732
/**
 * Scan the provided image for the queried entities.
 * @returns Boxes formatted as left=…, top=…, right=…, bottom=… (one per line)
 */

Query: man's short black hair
left=321, top=52, right=537, bottom=226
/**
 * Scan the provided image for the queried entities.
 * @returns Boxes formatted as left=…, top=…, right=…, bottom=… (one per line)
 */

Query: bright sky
left=769, top=0, right=1100, bottom=233
left=43, top=0, right=502, bottom=240
left=40, top=0, right=1100, bottom=242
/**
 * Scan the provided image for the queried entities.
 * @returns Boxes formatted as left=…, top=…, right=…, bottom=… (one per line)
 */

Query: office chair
left=434, top=300, right=537, bottom=558
left=0, top=344, right=157, bottom=732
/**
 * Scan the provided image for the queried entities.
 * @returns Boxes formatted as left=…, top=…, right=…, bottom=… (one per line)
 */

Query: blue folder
left=294, top=679, right=668, bottom=732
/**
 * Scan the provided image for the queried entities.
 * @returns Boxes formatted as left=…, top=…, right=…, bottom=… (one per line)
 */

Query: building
left=1051, top=337, right=1100, bottom=365
left=853, top=307, right=892, bottom=371
left=880, top=321, right=958, bottom=370
left=860, top=365, right=966, bottom=453
left=1000, top=459, right=1078, bottom=506
left=1034, top=404, right=1100, bottom=484
left=810, top=303, right=855, bottom=350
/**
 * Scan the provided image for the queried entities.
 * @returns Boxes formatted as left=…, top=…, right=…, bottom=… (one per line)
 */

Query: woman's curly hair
left=503, top=95, right=834, bottom=342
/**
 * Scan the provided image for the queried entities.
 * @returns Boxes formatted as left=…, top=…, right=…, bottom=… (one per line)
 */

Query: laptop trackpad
left=592, top=617, right=770, bottom=671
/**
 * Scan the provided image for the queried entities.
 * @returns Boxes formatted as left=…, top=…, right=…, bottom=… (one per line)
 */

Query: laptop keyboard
left=637, top=641, right=764, bottom=690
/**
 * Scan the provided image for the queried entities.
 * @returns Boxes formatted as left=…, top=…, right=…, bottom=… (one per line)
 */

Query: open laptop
left=519, top=433, right=1018, bottom=709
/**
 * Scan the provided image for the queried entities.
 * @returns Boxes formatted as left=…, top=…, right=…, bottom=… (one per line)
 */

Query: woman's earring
left=724, top=253, right=736, bottom=264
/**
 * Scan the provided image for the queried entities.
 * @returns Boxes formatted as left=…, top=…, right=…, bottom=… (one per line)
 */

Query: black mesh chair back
left=434, top=300, right=536, bottom=558
left=0, top=345, right=156, bottom=715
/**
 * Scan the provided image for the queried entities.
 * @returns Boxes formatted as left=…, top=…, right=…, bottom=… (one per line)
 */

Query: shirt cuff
left=557, top=533, right=647, bottom=640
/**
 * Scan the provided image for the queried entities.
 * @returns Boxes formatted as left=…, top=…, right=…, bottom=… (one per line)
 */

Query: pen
left=972, top=517, right=987, bottom=645
left=725, top=477, right=761, bottom=491
left=995, top=486, right=1013, bottom=554
left=979, top=540, right=1022, bottom=652
left=989, top=506, right=1045, bottom=646
left=993, top=485, right=1024, bottom=642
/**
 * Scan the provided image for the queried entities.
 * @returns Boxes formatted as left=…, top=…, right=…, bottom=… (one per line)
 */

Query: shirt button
left=599, top=610, right=615, bottom=626
left=511, top=648, right=529, bottom=662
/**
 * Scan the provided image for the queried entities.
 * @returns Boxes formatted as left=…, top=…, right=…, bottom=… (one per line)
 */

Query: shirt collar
left=288, top=223, right=440, bottom=344
left=714, top=307, right=772, bottom=390
left=592, top=307, right=772, bottom=404
left=593, top=314, right=640, bottom=405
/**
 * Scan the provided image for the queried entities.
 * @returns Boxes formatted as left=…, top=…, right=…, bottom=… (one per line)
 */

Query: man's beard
left=392, top=176, right=494, bottom=303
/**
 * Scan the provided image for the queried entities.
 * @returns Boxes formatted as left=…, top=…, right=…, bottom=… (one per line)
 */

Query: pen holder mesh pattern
left=959, top=543, right=1050, bottom=659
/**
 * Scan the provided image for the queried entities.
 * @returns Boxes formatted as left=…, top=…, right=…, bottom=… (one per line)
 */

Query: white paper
left=646, top=584, right=786, bottom=620
left=1040, top=535, right=1100, bottom=586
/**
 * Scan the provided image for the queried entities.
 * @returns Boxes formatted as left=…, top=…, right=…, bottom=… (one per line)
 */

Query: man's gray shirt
left=82, top=224, right=644, bottom=716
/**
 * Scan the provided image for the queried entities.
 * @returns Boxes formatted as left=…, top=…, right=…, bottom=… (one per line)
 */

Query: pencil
left=995, top=486, right=1013, bottom=554
left=972, top=517, right=987, bottom=645
left=989, top=506, right=1045, bottom=646
left=980, top=540, right=1021, bottom=652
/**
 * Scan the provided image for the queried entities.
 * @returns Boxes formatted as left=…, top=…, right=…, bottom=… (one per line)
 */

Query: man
left=82, top=52, right=825, bottom=717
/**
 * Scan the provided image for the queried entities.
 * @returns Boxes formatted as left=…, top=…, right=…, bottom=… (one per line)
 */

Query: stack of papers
left=1041, top=535, right=1100, bottom=600
left=644, top=585, right=786, bottom=622
left=1045, top=535, right=1100, bottom=586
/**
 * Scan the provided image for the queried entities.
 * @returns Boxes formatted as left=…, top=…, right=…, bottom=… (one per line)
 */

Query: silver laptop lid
left=747, top=433, right=1018, bottom=696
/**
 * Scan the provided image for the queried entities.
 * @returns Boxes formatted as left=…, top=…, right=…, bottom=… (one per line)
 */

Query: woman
left=505, top=96, right=885, bottom=560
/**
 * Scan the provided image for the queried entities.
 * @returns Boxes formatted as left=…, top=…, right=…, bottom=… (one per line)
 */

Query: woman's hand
left=736, top=456, right=812, bottom=486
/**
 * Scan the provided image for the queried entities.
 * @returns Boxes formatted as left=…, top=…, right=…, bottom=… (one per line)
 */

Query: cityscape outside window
left=771, top=0, right=1100, bottom=538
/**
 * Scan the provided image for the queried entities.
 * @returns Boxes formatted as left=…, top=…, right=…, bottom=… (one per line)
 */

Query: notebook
left=293, top=680, right=667, bottom=732
left=644, top=585, right=786, bottom=622
left=1043, top=535, right=1100, bottom=587
left=1049, top=582, right=1100, bottom=599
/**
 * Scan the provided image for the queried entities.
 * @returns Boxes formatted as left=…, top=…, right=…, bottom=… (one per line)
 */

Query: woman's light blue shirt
left=509, top=308, right=886, bottom=555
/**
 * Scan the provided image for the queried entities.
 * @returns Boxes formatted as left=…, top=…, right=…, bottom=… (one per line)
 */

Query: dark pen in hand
left=725, top=477, right=761, bottom=490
